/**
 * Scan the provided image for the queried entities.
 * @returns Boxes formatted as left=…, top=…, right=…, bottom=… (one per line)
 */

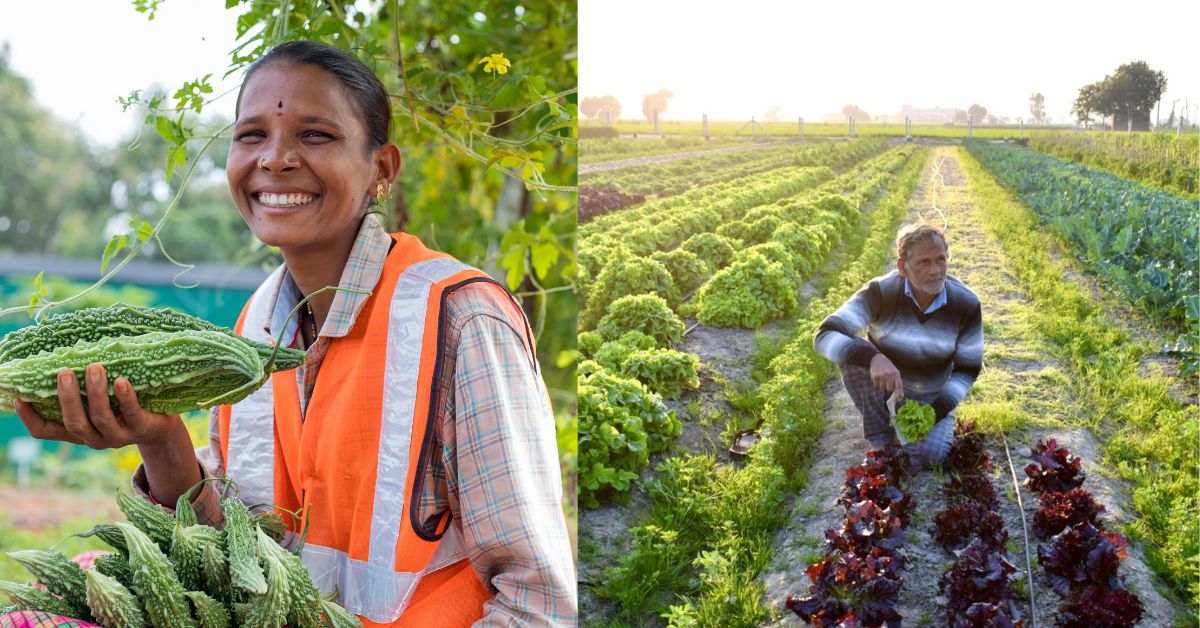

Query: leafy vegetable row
left=593, top=148, right=928, bottom=623
left=965, top=140, right=1198, bottom=375
left=786, top=446, right=911, bottom=627
left=583, top=139, right=888, bottom=197
left=928, top=425, right=1023, bottom=626
left=1023, top=439, right=1143, bottom=627
left=1027, top=131, right=1197, bottom=199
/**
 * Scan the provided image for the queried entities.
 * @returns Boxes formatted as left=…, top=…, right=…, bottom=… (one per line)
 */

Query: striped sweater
left=814, top=270, right=984, bottom=419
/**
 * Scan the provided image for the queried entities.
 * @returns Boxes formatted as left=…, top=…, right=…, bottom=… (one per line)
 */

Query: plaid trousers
left=840, top=363, right=955, bottom=461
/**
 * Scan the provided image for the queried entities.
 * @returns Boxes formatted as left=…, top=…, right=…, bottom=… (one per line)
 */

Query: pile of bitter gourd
left=0, top=488, right=360, bottom=627
left=0, top=304, right=306, bottom=420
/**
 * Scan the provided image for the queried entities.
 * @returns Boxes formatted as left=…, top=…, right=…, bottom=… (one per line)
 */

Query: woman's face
left=228, top=62, right=385, bottom=252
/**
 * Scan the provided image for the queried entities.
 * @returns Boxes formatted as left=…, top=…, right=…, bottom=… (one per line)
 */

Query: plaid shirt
left=132, top=214, right=576, bottom=626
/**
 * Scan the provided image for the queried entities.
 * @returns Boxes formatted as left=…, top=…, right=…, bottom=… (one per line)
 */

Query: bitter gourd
left=93, top=552, right=134, bottom=590
left=319, top=598, right=363, bottom=628
left=117, top=490, right=175, bottom=552
left=170, top=523, right=204, bottom=592
left=184, top=590, right=231, bottom=628
left=85, top=568, right=147, bottom=628
left=253, top=527, right=323, bottom=628
left=115, top=522, right=199, bottom=628
left=0, top=330, right=264, bottom=421
left=242, top=528, right=292, bottom=627
left=0, top=579, right=74, bottom=617
left=5, top=549, right=92, bottom=621
left=0, top=304, right=304, bottom=372
left=221, top=497, right=268, bottom=595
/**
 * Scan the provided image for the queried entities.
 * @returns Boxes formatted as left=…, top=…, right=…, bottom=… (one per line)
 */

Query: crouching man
left=814, top=224, right=983, bottom=468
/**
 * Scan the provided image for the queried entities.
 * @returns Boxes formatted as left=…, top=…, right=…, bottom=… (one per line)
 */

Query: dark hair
left=235, top=40, right=391, bottom=149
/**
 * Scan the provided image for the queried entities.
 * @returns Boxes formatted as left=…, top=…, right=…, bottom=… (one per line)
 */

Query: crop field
left=577, top=136, right=1198, bottom=626
left=580, top=119, right=1071, bottom=140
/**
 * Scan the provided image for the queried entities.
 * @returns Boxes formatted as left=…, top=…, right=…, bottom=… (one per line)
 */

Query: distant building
left=877, top=105, right=959, bottom=124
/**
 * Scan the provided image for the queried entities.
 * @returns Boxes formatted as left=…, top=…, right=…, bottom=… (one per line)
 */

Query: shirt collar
left=903, top=277, right=947, bottom=314
left=261, top=213, right=393, bottom=343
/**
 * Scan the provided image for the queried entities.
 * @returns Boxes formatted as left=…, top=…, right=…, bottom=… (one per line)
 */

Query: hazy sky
left=580, top=0, right=1200, bottom=124
left=0, top=1, right=239, bottom=146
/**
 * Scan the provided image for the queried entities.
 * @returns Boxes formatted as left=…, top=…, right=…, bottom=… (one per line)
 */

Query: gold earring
left=376, top=182, right=388, bottom=205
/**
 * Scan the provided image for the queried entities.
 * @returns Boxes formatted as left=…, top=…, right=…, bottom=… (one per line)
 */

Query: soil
left=0, top=486, right=122, bottom=530
left=758, top=147, right=1184, bottom=626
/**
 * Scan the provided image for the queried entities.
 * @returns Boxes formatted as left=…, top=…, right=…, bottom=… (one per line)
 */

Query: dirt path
left=758, top=147, right=1181, bottom=626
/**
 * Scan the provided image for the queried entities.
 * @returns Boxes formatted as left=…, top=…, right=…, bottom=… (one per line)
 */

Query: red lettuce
left=825, top=500, right=907, bottom=558
left=1031, top=489, right=1106, bottom=538
left=1023, top=438, right=1086, bottom=494
left=945, top=472, right=998, bottom=510
left=1056, top=585, right=1143, bottom=628
left=1036, top=522, right=1128, bottom=596
left=932, top=499, right=1008, bottom=552
left=952, top=602, right=1023, bottom=628
left=787, top=551, right=903, bottom=628
left=938, top=540, right=1018, bottom=614
left=840, top=467, right=915, bottom=525
left=943, top=423, right=993, bottom=475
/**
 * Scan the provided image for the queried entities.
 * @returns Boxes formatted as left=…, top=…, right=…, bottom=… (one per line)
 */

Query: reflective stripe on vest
left=222, top=246, right=507, bottom=623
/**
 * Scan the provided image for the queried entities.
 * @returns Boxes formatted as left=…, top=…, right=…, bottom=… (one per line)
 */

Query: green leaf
left=128, top=217, right=155, bottom=242
left=101, top=235, right=129, bottom=274
left=506, top=257, right=526, bottom=292
left=530, top=241, right=559, bottom=280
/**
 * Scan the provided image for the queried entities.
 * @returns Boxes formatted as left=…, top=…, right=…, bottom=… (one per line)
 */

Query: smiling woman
left=7, top=40, right=576, bottom=627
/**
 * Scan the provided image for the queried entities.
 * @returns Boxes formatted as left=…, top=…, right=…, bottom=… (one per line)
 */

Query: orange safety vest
left=217, top=233, right=540, bottom=626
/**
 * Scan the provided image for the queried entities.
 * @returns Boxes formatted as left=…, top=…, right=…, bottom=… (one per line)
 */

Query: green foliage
left=620, top=349, right=700, bottom=400
left=596, top=294, right=685, bottom=346
left=894, top=400, right=935, bottom=442
left=577, top=331, right=603, bottom=359
left=696, top=247, right=798, bottom=328
left=594, top=331, right=657, bottom=372
left=578, top=361, right=680, bottom=509
left=650, top=249, right=709, bottom=294
left=681, top=232, right=738, bottom=272
left=581, top=248, right=679, bottom=330
left=967, top=141, right=1198, bottom=375
left=960, top=147, right=1199, bottom=610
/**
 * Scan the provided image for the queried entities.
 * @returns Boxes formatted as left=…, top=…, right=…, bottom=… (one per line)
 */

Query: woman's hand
left=869, top=353, right=904, bottom=400
left=14, top=363, right=185, bottom=450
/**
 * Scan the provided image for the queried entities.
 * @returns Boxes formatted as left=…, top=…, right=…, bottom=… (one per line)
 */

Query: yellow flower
left=480, top=52, right=511, bottom=75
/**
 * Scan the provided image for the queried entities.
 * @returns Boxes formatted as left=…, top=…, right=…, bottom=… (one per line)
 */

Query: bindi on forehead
left=276, top=101, right=284, bottom=117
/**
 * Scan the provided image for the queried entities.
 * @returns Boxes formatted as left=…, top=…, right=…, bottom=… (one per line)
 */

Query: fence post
left=798, top=116, right=804, bottom=138
left=967, top=116, right=974, bottom=139
left=703, top=113, right=709, bottom=140
left=654, top=110, right=660, bottom=135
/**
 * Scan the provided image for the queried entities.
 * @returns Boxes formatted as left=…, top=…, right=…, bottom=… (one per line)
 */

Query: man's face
left=897, top=239, right=948, bottom=299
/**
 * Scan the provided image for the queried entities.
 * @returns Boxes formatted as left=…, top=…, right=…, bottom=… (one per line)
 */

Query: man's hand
left=869, top=353, right=904, bottom=400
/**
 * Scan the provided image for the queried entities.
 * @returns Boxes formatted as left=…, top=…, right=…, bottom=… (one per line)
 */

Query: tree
left=642, top=89, right=673, bottom=123
left=581, top=95, right=621, bottom=123
left=967, top=104, right=988, bottom=123
left=1029, top=92, right=1047, bottom=125
left=841, top=104, right=871, bottom=122
left=1072, top=60, right=1167, bottom=129
left=765, top=105, right=782, bottom=122
left=0, top=45, right=109, bottom=255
